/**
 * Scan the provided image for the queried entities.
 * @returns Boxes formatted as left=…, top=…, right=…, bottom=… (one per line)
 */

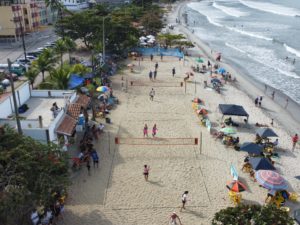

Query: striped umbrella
left=226, top=180, right=247, bottom=192
left=255, top=170, right=288, bottom=190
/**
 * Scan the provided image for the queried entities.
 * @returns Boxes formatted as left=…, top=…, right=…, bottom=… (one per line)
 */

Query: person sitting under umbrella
left=255, top=134, right=262, bottom=144
left=224, top=117, right=239, bottom=127
left=265, top=189, right=276, bottom=203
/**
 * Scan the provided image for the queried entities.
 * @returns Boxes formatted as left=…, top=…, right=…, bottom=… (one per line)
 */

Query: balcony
left=13, top=16, right=22, bottom=23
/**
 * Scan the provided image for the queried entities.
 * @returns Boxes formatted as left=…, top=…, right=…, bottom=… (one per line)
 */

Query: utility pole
left=16, top=9, right=27, bottom=60
left=8, top=59, right=22, bottom=135
left=102, top=16, right=105, bottom=66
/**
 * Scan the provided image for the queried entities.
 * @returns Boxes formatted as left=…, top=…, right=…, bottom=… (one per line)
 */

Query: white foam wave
left=284, top=44, right=300, bottom=58
left=206, top=15, right=223, bottom=27
left=212, top=2, right=248, bottom=18
left=225, top=43, right=246, bottom=53
left=226, top=26, right=273, bottom=41
left=239, top=0, right=300, bottom=17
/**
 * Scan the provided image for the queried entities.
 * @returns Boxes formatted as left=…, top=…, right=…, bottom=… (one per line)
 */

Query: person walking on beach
left=271, top=91, right=275, bottom=100
left=91, top=149, right=99, bottom=168
left=172, top=67, right=176, bottom=77
left=149, top=70, right=153, bottom=80
left=259, top=96, right=263, bottom=107
left=160, top=53, right=163, bottom=61
left=143, top=124, right=148, bottom=137
left=254, top=97, right=259, bottom=107
left=150, top=54, right=153, bottom=61
left=155, top=62, right=158, bottom=70
left=180, top=191, right=189, bottom=212
left=149, top=88, right=155, bottom=101
left=285, top=98, right=289, bottom=109
left=86, top=159, right=91, bottom=176
left=143, top=164, right=150, bottom=181
left=293, top=58, right=296, bottom=65
left=207, top=60, right=211, bottom=68
left=169, top=212, right=182, bottom=225
left=154, top=70, right=157, bottom=80
left=152, top=124, right=158, bottom=137
left=292, top=134, right=298, bottom=151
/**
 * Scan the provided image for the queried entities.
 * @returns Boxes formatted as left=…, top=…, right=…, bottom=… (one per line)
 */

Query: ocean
left=185, top=0, right=300, bottom=104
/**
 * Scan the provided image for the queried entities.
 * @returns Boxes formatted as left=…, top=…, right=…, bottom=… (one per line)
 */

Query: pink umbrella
left=255, top=170, right=288, bottom=190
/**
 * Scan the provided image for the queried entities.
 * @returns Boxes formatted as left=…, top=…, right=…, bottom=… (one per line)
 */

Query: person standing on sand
left=150, top=54, right=153, bottom=61
left=149, top=70, right=153, bottom=80
left=155, top=62, right=158, bottom=70
left=285, top=98, right=289, bottom=109
left=180, top=191, right=189, bottom=212
left=208, top=60, right=211, bottom=68
left=271, top=91, right=275, bottom=100
left=259, top=96, right=263, bottom=107
left=292, top=134, right=298, bottom=151
left=160, top=53, right=163, bottom=61
left=172, top=67, right=176, bottom=77
left=143, top=124, right=148, bottom=137
left=152, top=124, right=158, bottom=137
left=255, top=97, right=259, bottom=107
left=149, top=88, right=155, bottom=101
left=169, top=212, right=182, bottom=225
left=154, top=70, right=157, bottom=80
left=143, top=165, right=150, bottom=181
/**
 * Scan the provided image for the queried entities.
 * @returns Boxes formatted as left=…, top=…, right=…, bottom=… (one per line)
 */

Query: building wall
left=0, top=6, right=17, bottom=37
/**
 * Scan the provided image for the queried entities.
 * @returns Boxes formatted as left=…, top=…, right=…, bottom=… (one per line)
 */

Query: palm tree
left=71, top=64, right=91, bottom=76
left=64, top=37, right=76, bottom=64
left=54, top=39, right=67, bottom=69
left=46, top=66, right=71, bottom=89
left=32, top=49, right=56, bottom=82
left=24, top=69, right=39, bottom=89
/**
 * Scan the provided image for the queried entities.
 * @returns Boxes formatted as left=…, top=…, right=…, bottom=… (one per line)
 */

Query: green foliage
left=140, top=10, right=163, bottom=34
left=44, top=65, right=72, bottom=90
left=157, top=33, right=185, bottom=47
left=32, top=48, right=56, bottom=82
left=24, top=68, right=39, bottom=89
left=0, top=126, right=69, bottom=225
left=54, top=39, right=68, bottom=68
left=212, top=204, right=294, bottom=225
left=71, top=63, right=91, bottom=76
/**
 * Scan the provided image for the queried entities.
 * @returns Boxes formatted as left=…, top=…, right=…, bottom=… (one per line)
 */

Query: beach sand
left=57, top=2, right=300, bottom=225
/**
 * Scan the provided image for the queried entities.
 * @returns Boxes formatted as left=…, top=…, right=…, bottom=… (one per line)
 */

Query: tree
left=71, top=64, right=91, bottom=76
left=212, top=204, right=294, bottom=225
left=54, top=39, right=67, bottom=69
left=24, top=68, right=39, bottom=89
left=157, top=33, right=185, bottom=48
left=32, top=49, right=56, bottom=82
left=63, top=37, right=76, bottom=64
left=0, top=125, right=69, bottom=225
left=45, top=66, right=71, bottom=90
left=140, top=10, right=163, bottom=34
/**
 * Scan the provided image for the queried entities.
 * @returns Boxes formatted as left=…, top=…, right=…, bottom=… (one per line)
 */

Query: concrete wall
left=0, top=6, right=15, bottom=36
left=48, top=108, right=65, bottom=142
left=22, top=128, right=48, bottom=143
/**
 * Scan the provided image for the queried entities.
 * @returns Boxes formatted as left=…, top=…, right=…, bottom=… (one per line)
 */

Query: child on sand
left=143, top=165, right=150, bottom=181
left=180, top=191, right=189, bottom=212
left=169, top=212, right=182, bottom=225
left=292, top=134, right=298, bottom=151
left=152, top=124, right=158, bottom=137
left=143, top=124, right=148, bottom=137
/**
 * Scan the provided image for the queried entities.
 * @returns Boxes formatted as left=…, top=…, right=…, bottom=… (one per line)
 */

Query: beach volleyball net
left=115, top=137, right=198, bottom=146
left=134, top=47, right=184, bottom=58
left=129, top=81, right=183, bottom=87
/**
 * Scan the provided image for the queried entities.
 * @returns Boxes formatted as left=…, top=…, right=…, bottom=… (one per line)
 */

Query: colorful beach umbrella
left=255, top=170, right=288, bottom=190
left=195, top=58, right=204, bottom=63
left=96, top=86, right=109, bottom=92
left=226, top=180, right=247, bottom=192
left=240, top=142, right=263, bottom=155
left=220, top=127, right=237, bottom=135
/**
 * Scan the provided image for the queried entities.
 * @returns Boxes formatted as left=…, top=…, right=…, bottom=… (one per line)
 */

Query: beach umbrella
left=96, top=86, right=109, bottom=92
left=230, top=164, right=238, bottom=180
left=240, top=142, right=263, bottom=155
left=127, top=63, right=135, bottom=67
left=211, top=78, right=221, bottom=84
left=195, top=58, right=204, bottom=63
left=256, top=128, right=278, bottom=138
left=249, top=157, right=276, bottom=171
left=255, top=170, right=288, bottom=190
left=139, top=36, right=147, bottom=40
left=220, top=127, right=237, bottom=135
left=218, top=68, right=226, bottom=74
left=226, top=180, right=247, bottom=192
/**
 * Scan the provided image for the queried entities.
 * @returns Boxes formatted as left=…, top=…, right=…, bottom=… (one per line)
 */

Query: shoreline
left=169, top=1, right=300, bottom=135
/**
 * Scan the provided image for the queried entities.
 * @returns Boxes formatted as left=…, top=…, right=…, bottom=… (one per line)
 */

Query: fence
left=115, top=137, right=198, bottom=146
left=134, top=47, right=184, bottom=58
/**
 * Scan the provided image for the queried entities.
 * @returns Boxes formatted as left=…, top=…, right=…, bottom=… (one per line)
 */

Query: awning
left=219, top=104, right=249, bottom=117
left=56, top=115, right=77, bottom=136
left=68, top=74, right=84, bottom=89
left=75, top=95, right=91, bottom=108
left=67, top=103, right=82, bottom=119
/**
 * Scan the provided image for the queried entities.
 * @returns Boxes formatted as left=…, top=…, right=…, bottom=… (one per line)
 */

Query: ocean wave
left=225, top=43, right=246, bottom=53
left=212, top=2, right=249, bottom=18
left=239, top=0, right=300, bottom=17
left=226, top=26, right=273, bottom=41
left=284, top=44, right=300, bottom=58
left=205, top=15, right=223, bottom=27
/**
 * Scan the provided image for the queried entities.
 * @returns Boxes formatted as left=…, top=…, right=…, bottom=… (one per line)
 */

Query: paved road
left=0, top=28, right=58, bottom=64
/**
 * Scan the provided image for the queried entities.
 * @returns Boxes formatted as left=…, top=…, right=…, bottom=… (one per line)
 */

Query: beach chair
left=289, top=192, right=299, bottom=202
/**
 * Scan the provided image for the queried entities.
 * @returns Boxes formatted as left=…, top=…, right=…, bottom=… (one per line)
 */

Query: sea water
left=185, top=0, right=300, bottom=104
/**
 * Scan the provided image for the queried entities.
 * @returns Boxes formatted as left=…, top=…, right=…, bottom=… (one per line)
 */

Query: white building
left=60, top=0, right=89, bottom=11
left=0, top=82, right=90, bottom=144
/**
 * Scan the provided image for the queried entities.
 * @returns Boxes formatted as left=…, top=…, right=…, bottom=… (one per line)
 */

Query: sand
left=57, top=2, right=300, bottom=225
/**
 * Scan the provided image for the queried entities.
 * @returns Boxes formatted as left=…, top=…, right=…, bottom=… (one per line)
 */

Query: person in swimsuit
left=143, top=124, right=148, bottom=137
left=152, top=124, right=158, bottom=137
left=143, top=164, right=150, bottom=181
left=169, top=212, right=182, bottom=225
left=180, top=191, right=189, bottom=211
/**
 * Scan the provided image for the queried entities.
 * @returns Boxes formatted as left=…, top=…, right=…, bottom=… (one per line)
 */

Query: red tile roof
left=67, top=103, right=82, bottom=119
left=56, top=115, right=77, bottom=136
left=76, top=95, right=90, bottom=108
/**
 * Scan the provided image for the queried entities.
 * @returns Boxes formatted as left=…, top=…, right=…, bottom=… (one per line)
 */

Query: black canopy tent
left=219, top=104, right=249, bottom=119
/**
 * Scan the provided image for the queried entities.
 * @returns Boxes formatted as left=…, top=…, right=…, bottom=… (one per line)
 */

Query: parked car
left=25, top=55, right=37, bottom=61
left=0, top=63, right=26, bottom=76
left=16, top=58, right=31, bottom=65
left=27, top=51, right=42, bottom=58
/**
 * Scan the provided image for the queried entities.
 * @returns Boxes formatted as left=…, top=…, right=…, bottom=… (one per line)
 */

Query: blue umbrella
left=256, top=128, right=278, bottom=138
left=240, top=142, right=263, bottom=155
left=218, top=68, right=226, bottom=74
left=249, top=157, right=276, bottom=171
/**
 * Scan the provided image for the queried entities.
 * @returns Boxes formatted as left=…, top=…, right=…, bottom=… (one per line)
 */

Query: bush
left=212, top=204, right=294, bottom=225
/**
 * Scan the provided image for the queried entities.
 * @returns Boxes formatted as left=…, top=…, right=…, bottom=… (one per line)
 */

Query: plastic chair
left=228, top=191, right=241, bottom=205
left=289, top=193, right=298, bottom=202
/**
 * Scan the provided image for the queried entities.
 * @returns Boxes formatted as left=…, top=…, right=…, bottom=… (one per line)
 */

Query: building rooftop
left=20, top=97, right=66, bottom=127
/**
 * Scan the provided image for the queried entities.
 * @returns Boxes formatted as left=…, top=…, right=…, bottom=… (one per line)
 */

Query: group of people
left=254, top=96, right=263, bottom=107
left=149, top=62, right=159, bottom=80
left=143, top=124, right=158, bottom=137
